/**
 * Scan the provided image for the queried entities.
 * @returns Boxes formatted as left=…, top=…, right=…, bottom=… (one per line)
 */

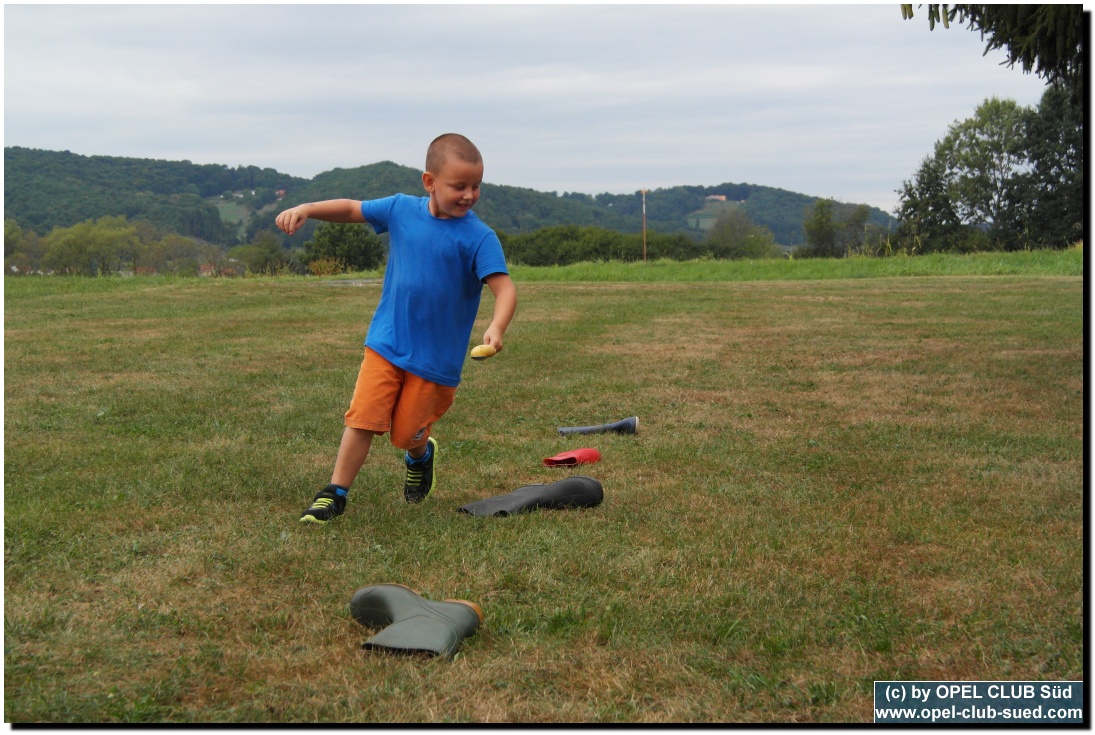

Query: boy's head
left=422, top=133, right=484, bottom=219
left=425, top=133, right=482, bottom=174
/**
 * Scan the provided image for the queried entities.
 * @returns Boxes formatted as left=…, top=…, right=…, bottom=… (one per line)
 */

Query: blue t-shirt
left=359, top=194, right=509, bottom=387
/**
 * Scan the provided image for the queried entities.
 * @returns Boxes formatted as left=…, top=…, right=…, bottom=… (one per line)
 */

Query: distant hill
left=4, top=147, right=896, bottom=248
left=251, top=161, right=642, bottom=244
left=4, top=147, right=310, bottom=245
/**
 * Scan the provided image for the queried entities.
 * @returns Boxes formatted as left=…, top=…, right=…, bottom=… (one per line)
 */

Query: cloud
left=5, top=4, right=1051, bottom=212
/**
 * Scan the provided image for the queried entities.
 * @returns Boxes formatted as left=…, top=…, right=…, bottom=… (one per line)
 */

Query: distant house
left=687, top=198, right=739, bottom=231
left=275, top=190, right=286, bottom=199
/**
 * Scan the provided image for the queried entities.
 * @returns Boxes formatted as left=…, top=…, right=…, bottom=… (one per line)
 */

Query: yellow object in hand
left=470, top=344, right=497, bottom=361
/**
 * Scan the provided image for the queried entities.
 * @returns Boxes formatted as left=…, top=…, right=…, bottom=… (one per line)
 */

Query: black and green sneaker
left=300, top=485, right=347, bottom=524
left=404, top=437, right=438, bottom=504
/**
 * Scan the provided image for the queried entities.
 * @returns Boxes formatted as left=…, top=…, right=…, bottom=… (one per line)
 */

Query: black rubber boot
left=457, top=475, right=604, bottom=517
left=556, top=416, right=638, bottom=436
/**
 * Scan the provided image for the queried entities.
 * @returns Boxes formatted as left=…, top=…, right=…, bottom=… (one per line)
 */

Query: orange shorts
left=344, top=348, right=457, bottom=450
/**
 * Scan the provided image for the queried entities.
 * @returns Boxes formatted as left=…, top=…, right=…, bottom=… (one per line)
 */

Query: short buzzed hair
left=425, top=133, right=482, bottom=174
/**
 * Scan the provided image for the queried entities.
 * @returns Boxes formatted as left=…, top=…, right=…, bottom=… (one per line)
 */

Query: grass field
left=212, top=199, right=248, bottom=240
left=4, top=253, right=1085, bottom=723
left=509, top=247, right=1084, bottom=282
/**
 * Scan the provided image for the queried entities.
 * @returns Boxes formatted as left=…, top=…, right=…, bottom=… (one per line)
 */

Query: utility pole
left=641, top=189, right=648, bottom=262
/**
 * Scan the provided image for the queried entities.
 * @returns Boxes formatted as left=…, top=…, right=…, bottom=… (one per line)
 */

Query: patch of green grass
left=4, top=265, right=1083, bottom=723
left=509, top=247, right=1083, bottom=282
left=213, top=198, right=249, bottom=239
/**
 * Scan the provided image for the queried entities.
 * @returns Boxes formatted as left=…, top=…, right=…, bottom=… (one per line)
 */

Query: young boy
left=275, top=133, right=517, bottom=523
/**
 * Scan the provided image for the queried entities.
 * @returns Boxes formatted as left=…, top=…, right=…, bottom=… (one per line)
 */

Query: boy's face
left=422, top=158, right=483, bottom=219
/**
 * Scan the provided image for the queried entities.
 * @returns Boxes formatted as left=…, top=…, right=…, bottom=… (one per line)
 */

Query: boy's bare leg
left=331, top=427, right=376, bottom=488
left=301, top=426, right=374, bottom=524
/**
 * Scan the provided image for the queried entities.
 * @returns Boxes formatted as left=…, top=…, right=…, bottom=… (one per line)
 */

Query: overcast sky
left=5, top=3, right=1052, bottom=213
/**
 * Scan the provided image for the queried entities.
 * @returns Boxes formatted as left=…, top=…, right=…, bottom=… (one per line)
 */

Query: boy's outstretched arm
left=275, top=199, right=365, bottom=235
left=482, top=273, right=517, bottom=352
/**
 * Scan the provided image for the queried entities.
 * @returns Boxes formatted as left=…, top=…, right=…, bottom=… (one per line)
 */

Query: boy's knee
left=391, top=425, right=430, bottom=451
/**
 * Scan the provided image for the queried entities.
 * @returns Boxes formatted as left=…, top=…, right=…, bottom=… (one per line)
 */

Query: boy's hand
left=275, top=206, right=308, bottom=236
left=482, top=326, right=504, bottom=353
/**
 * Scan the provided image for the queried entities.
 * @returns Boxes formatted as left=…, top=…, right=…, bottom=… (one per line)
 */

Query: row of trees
left=6, top=206, right=793, bottom=277
left=494, top=206, right=783, bottom=266
left=5, top=216, right=225, bottom=276
left=3, top=215, right=391, bottom=277
left=799, top=201, right=890, bottom=258
left=500, top=226, right=700, bottom=266
left=895, top=84, right=1082, bottom=252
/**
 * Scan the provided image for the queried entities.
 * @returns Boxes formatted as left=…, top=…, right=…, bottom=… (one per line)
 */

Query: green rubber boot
left=349, top=583, right=483, bottom=659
